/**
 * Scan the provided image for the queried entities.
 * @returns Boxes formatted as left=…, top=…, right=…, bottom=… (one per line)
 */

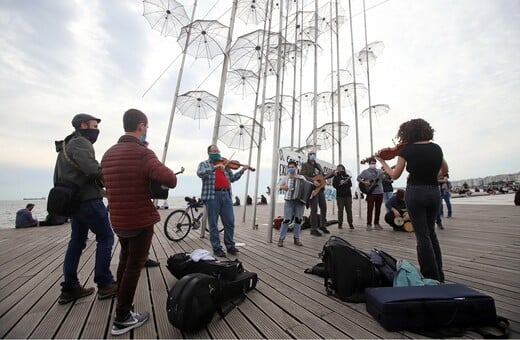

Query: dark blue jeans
left=205, top=191, right=235, bottom=251
left=62, top=199, right=115, bottom=289
left=405, top=185, right=444, bottom=282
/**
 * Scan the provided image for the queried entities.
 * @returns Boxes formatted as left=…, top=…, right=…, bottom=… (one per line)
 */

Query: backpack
left=167, top=271, right=258, bottom=331
left=321, top=236, right=380, bottom=302
left=167, top=273, right=219, bottom=331
left=368, top=248, right=397, bottom=286
left=304, top=262, right=328, bottom=278
left=166, top=252, right=244, bottom=281
left=393, top=259, right=440, bottom=286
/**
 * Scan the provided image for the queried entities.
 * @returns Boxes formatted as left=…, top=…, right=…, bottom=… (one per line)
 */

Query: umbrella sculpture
left=229, top=29, right=286, bottom=73
left=361, top=104, right=391, bottom=118
left=311, top=91, right=334, bottom=112
left=325, top=69, right=354, bottom=88
left=218, top=113, right=265, bottom=151
left=176, top=90, right=218, bottom=120
left=227, top=69, right=259, bottom=97
left=177, top=19, right=228, bottom=60
left=316, top=2, right=346, bottom=35
left=335, top=82, right=368, bottom=108
left=236, top=0, right=268, bottom=25
left=142, top=0, right=189, bottom=38
left=360, top=41, right=385, bottom=58
left=257, top=101, right=291, bottom=122
left=305, top=121, right=349, bottom=151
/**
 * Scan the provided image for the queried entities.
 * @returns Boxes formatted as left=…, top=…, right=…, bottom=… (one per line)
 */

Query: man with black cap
left=54, top=113, right=117, bottom=305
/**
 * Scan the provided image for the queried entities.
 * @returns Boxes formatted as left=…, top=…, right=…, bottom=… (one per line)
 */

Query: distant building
left=451, top=172, right=520, bottom=188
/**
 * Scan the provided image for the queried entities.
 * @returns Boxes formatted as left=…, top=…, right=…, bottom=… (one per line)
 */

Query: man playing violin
left=197, top=144, right=253, bottom=257
left=300, top=150, right=333, bottom=236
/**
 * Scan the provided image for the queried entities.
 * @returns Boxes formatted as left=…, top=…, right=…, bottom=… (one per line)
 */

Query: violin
left=360, top=143, right=405, bottom=164
left=214, top=157, right=256, bottom=172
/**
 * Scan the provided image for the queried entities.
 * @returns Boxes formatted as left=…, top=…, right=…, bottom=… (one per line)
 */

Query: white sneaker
left=111, top=311, right=149, bottom=336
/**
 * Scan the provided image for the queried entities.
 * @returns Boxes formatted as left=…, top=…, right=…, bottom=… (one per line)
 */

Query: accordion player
left=284, top=177, right=314, bottom=204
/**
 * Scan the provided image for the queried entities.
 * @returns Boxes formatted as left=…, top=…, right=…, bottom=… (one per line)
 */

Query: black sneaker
left=349, top=224, right=355, bottom=230
left=213, top=249, right=226, bottom=257
left=310, top=229, right=322, bottom=236
left=227, top=247, right=239, bottom=255
left=144, top=259, right=160, bottom=267
left=111, top=311, right=149, bottom=336
left=437, top=222, right=444, bottom=230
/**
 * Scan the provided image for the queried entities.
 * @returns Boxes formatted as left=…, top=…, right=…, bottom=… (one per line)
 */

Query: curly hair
left=396, top=118, right=434, bottom=144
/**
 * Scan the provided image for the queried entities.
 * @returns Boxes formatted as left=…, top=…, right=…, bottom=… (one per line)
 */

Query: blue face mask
left=140, top=133, right=147, bottom=143
left=79, top=128, right=100, bottom=144
left=308, top=154, right=316, bottom=161
left=209, top=153, right=221, bottom=161
left=288, top=167, right=296, bottom=175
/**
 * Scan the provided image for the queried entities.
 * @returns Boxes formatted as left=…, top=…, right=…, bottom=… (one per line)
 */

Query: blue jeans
left=383, top=192, right=393, bottom=212
left=405, top=185, right=444, bottom=282
left=205, top=191, right=235, bottom=251
left=439, top=191, right=452, bottom=217
left=62, top=199, right=114, bottom=289
left=279, top=200, right=305, bottom=240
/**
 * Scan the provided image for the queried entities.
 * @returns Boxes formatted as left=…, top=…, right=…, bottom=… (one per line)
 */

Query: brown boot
left=97, top=282, right=118, bottom=300
left=277, top=239, right=283, bottom=247
left=294, top=238, right=303, bottom=246
left=58, top=286, right=95, bottom=305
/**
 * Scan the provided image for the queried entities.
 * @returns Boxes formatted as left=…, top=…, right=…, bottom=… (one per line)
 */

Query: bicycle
left=163, top=196, right=223, bottom=242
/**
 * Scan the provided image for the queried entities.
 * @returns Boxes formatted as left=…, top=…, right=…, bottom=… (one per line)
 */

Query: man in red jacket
left=101, top=109, right=177, bottom=336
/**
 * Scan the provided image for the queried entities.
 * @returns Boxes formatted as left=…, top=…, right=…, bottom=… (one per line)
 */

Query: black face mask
left=79, top=129, right=100, bottom=144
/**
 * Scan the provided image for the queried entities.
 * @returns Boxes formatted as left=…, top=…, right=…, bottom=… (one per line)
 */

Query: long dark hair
left=397, top=118, right=434, bottom=144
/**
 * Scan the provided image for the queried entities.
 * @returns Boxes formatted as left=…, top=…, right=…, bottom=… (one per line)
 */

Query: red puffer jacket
left=101, top=135, right=177, bottom=230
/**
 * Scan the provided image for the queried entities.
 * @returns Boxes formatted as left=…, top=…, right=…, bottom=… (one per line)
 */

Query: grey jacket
left=53, top=132, right=104, bottom=202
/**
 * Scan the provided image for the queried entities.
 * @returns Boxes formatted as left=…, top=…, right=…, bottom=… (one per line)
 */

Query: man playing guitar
left=357, top=158, right=385, bottom=231
left=300, top=150, right=334, bottom=236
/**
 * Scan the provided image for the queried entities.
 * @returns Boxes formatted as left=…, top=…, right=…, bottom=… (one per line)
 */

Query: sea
left=0, top=197, right=188, bottom=230
left=1, top=193, right=515, bottom=230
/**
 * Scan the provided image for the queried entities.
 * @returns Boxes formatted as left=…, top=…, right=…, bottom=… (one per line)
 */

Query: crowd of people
left=14, top=112, right=470, bottom=334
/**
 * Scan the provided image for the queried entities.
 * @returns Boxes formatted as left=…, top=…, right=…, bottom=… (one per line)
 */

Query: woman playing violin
left=196, top=144, right=253, bottom=258
left=375, top=118, right=449, bottom=282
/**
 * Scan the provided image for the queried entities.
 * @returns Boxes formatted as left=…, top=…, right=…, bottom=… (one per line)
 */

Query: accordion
left=285, top=178, right=314, bottom=204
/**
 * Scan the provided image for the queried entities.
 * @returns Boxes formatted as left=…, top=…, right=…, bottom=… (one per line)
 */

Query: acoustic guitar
left=149, top=167, right=185, bottom=199
left=359, top=176, right=379, bottom=194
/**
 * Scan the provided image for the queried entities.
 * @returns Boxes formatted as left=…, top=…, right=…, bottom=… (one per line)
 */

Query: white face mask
left=369, top=164, right=376, bottom=169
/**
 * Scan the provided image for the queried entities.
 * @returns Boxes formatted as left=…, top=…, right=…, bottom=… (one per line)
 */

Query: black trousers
left=405, top=185, right=444, bottom=282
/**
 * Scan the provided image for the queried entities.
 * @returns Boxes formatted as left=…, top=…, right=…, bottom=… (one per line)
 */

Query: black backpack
left=167, top=271, right=258, bottom=331
left=166, top=252, right=244, bottom=281
left=368, top=248, right=398, bottom=286
left=321, top=236, right=380, bottom=302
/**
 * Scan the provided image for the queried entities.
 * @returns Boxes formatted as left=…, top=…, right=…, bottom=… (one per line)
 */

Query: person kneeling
left=384, top=189, right=410, bottom=231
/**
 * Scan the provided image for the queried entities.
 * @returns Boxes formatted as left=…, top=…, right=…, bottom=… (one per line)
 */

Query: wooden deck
left=1, top=199, right=519, bottom=339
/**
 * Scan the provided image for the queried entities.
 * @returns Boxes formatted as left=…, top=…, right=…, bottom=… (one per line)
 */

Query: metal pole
left=348, top=0, right=362, bottom=218
left=211, top=0, right=239, bottom=144
left=267, top=0, right=284, bottom=243
left=363, top=0, right=374, bottom=154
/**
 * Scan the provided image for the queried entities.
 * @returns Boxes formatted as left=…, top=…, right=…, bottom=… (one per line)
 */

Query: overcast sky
left=0, top=0, right=519, bottom=201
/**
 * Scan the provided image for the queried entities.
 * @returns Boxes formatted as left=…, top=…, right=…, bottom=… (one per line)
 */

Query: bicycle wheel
left=164, top=209, right=192, bottom=242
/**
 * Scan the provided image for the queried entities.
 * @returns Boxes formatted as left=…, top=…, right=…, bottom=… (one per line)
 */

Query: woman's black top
left=399, top=142, right=443, bottom=186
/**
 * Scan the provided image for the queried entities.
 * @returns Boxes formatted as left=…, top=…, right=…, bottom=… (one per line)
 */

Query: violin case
left=365, top=284, right=498, bottom=332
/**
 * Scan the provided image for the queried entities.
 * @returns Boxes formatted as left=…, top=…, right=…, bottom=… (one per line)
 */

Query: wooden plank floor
left=0, top=199, right=519, bottom=339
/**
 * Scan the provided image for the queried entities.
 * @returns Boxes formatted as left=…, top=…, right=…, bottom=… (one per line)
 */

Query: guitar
left=359, top=176, right=379, bottom=194
left=310, top=174, right=326, bottom=198
left=149, top=167, right=185, bottom=199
